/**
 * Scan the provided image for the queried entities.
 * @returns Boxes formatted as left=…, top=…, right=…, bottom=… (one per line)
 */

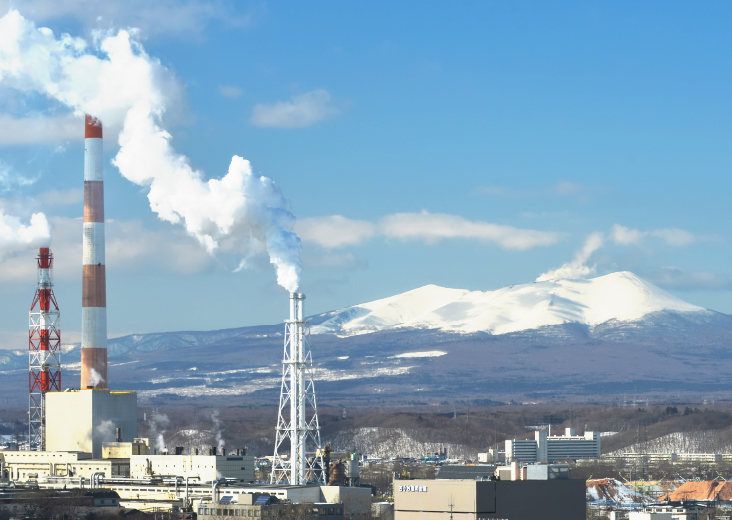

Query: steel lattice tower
left=28, top=247, right=61, bottom=451
left=271, top=293, right=325, bottom=485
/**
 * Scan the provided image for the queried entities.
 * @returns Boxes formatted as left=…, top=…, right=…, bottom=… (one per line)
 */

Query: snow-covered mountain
left=310, top=271, right=707, bottom=336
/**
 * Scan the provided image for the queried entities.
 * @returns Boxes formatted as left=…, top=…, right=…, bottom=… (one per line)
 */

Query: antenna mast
left=29, top=247, right=61, bottom=451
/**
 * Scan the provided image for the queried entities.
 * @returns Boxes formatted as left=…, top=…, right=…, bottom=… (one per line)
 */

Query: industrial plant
left=0, top=116, right=370, bottom=519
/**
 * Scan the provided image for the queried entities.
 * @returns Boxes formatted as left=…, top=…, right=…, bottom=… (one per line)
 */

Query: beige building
left=102, top=439, right=150, bottom=458
left=0, top=451, right=128, bottom=480
left=46, top=389, right=137, bottom=458
left=394, top=479, right=585, bottom=520
left=130, top=454, right=255, bottom=482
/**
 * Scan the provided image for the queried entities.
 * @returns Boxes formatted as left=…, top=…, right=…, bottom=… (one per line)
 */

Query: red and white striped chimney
left=81, top=115, right=108, bottom=390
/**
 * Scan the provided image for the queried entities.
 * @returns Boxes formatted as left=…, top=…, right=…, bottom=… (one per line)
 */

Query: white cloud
left=0, top=160, right=36, bottom=190
left=651, top=228, right=695, bottom=246
left=379, top=210, right=560, bottom=250
left=303, top=251, right=364, bottom=269
left=611, top=224, right=695, bottom=247
left=475, top=181, right=591, bottom=201
left=536, top=232, right=604, bottom=282
left=0, top=0, right=248, bottom=38
left=218, top=85, right=243, bottom=98
left=295, top=215, right=375, bottom=249
left=38, top=188, right=83, bottom=206
left=0, top=113, right=80, bottom=145
left=250, top=89, right=341, bottom=128
left=645, top=266, right=731, bottom=291
left=0, top=216, right=213, bottom=283
left=0, top=209, right=49, bottom=263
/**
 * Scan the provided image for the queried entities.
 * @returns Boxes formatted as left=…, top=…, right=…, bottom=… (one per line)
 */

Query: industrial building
left=506, top=428, right=600, bottom=463
left=130, top=453, right=255, bottom=482
left=46, top=390, right=137, bottom=458
left=394, top=478, right=586, bottom=520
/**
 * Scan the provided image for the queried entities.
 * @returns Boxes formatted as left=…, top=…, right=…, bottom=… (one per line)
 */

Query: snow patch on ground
left=607, top=431, right=732, bottom=455
left=327, top=427, right=475, bottom=460
left=586, top=478, right=655, bottom=505
left=391, top=351, right=446, bottom=359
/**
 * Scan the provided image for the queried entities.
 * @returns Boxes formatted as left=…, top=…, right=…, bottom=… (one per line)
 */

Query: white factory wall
left=0, top=451, right=125, bottom=480
left=130, top=454, right=255, bottom=482
left=46, top=390, right=137, bottom=458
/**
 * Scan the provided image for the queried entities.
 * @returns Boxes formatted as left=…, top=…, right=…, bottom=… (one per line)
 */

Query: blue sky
left=0, top=1, right=730, bottom=344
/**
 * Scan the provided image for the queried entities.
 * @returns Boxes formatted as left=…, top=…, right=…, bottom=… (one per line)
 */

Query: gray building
left=506, top=428, right=600, bottom=463
left=394, top=478, right=585, bottom=519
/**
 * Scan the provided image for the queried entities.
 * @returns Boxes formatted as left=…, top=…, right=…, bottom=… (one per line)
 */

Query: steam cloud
left=87, top=367, right=105, bottom=387
left=94, top=420, right=117, bottom=443
left=0, top=10, right=302, bottom=292
left=211, top=410, right=225, bottom=450
left=148, top=411, right=170, bottom=453
left=536, top=232, right=604, bottom=282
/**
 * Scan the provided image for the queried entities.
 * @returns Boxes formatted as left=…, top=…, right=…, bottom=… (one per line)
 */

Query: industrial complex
left=0, top=116, right=375, bottom=519
left=4, top=112, right=729, bottom=520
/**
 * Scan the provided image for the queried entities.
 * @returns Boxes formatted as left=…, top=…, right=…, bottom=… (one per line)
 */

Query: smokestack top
left=289, top=292, right=305, bottom=300
left=85, top=114, right=103, bottom=139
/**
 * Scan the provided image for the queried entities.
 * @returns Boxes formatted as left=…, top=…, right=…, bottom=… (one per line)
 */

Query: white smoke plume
left=87, top=367, right=105, bottom=387
left=148, top=411, right=170, bottom=453
left=211, top=410, right=225, bottom=451
left=0, top=10, right=302, bottom=292
left=536, top=232, right=604, bottom=282
left=94, top=419, right=116, bottom=443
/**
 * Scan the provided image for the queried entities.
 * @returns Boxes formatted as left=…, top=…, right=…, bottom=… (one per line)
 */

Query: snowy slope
left=311, top=271, right=707, bottom=336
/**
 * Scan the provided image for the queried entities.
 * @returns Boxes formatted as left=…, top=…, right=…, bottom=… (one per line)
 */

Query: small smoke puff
left=148, top=412, right=170, bottom=452
left=94, top=420, right=116, bottom=442
left=211, top=410, right=225, bottom=450
left=536, top=232, right=604, bottom=282
left=87, top=367, right=105, bottom=387
left=0, top=10, right=302, bottom=292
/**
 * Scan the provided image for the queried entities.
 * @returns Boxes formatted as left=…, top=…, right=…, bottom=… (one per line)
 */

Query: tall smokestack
left=81, top=115, right=108, bottom=390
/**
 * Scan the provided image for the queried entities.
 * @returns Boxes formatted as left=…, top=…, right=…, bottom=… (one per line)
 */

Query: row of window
left=197, top=507, right=343, bottom=517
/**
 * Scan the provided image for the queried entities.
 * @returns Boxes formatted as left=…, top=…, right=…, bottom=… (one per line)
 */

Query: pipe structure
left=80, top=115, right=108, bottom=390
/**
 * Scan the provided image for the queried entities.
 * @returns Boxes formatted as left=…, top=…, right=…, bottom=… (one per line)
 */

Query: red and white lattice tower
left=28, top=247, right=61, bottom=451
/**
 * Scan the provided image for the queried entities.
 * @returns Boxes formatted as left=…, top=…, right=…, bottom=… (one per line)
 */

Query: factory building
left=394, top=479, right=585, bottom=520
left=506, top=428, right=600, bottom=463
left=0, top=451, right=125, bottom=480
left=45, top=389, right=137, bottom=458
left=130, top=453, right=255, bottom=482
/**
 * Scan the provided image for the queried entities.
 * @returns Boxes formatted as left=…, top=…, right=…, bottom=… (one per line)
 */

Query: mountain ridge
left=310, top=271, right=708, bottom=337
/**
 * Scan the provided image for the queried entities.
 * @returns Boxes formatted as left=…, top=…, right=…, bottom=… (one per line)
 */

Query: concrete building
left=197, top=495, right=344, bottom=519
left=0, top=450, right=129, bottom=480
left=506, top=428, right=600, bottom=463
left=394, top=479, right=585, bottom=519
left=46, top=389, right=137, bottom=458
left=130, top=454, right=256, bottom=482
left=102, top=439, right=150, bottom=458
left=477, top=449, right=505, bottom=464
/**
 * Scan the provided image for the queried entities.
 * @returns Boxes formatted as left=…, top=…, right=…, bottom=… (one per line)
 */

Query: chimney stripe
left=81, top=114, right=108, bottom=390
left=83, top=182, right=105, bottom=223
